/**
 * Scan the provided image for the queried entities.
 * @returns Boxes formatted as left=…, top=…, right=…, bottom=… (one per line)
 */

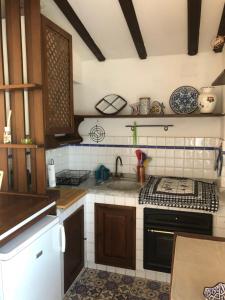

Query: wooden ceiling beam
left=187, top=0, right=202, bottom=55
left=53, top=0, right=105, bottom=61
left=213, top=4, right=225, bottom=53
left=118, top=0, right=147, bottom=59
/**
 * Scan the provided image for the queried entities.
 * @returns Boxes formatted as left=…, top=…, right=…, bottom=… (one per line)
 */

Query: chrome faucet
left=115, top=156, right=123, bottom=177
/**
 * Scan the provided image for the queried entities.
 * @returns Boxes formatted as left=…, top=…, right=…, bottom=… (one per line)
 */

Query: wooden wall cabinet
left=41, top=16, right=82, bottom=149
left=95, top=203, right=136, bottom=270
left=64, top=205, right=84, bottom=293
left=42, top=15, right=74, bottom=135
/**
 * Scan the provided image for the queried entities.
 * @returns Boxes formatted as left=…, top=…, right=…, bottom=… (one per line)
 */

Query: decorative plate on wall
left=95, top=94, right=127, bottom=115
left=169, top=86, right=199, bottom=114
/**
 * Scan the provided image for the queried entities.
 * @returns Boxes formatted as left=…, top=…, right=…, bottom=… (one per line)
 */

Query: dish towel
left=139, top=176, right=218, bottom=212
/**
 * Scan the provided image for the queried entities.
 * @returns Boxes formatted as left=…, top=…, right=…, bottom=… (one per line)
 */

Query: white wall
left=75, top=52, right=223, bottom=138
left=76, top=52, right=223, bottom=115
left=78, top=117, right=221, bottom=138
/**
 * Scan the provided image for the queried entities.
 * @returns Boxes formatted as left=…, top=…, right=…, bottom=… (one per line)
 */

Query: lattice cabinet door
left=42, top=16, right=74, bottom=135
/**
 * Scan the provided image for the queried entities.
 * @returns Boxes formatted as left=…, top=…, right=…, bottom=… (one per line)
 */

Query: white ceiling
left=41, top=0, right=225, bottom=60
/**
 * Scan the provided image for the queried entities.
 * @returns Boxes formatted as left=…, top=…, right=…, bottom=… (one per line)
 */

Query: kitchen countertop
left=55, top=188, right=87, bottom=209
left=54, top=176, right=141, bottom=211
left=65, top=175, right=141, bottom=196
left=56, top=175, right=225, bottom=216
left=0, top=192, right=56, bottom=245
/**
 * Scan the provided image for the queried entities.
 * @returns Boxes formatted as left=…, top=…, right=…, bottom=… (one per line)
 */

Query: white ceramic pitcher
left=198, top=87, right=217, bottom=113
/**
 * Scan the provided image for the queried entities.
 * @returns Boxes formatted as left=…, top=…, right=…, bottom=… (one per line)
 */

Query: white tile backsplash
left=174, top=158, right=183, bottom=168
left=165, top=158, right=174, bottom=167
left=165, top=137, right=175, bottom=146
left=148, top=137, right=157, bottom=145
left=205, top=138, right=215, bottom=147
left=46, top=136, right=220, bottom=182
left=45, top=146, right=70, bottom=173
left=185, top=137, right=195, bottom=147
left=203, top=169, right=217, bottom=179
left=156, top=137, right=166, bottom=146
left=194, top=159, right=204, bottom=169
left=185, top=150, right=194, bottom=159
left=165, top=149, right=175, bottom=158
left=195, top=137, right=205, bottom=147
left=204, top=150, right=215, bottom=160
left=174, top=149, right=184, bottom=158
left=147, top=148, right=156, bottom=157
left=138, top=137, right=148, bottom=145
left=193, top=169, right=203, bottom=178
left=156, top=158, right=165, bottom=167
left=183, top=168, right=193, bottom=177
left=204, top=160, right=214, bottom=169
left=184, top=159, right=194, bottom=168
left=156, top=149, right=165, bottom=157
left=175, top=137, right=185, bottom=146
left=174, top=168, right=184, bottom=177
left=194, top=150, right=203, bottom=159
left=221, top=178, right=225, bottom=188
left=165, top=167, right=175, bottom=176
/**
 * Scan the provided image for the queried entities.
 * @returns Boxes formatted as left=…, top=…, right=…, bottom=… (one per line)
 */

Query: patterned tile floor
left=64, top=268, right=170, bottom=300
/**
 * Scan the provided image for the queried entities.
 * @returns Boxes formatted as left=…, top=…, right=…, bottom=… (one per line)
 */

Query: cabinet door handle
left=147, top=229, right=174, bottom=235
left=60, top=224, right=66, bottom=253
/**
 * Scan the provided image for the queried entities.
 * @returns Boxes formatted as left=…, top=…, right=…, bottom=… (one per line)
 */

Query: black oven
left=144, top=208, right=212, bottom=273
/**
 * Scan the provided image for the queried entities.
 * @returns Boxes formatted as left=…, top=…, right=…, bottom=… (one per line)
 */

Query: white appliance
left=0, top=216, right=65, bottom=300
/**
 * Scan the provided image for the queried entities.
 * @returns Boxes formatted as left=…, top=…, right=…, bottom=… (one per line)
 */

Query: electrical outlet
left=0, top=171, right=3, bottom=189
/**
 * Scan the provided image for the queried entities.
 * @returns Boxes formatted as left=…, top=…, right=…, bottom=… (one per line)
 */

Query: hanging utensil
left=214, top=144, right=223, bottom=177
left=135, top=149, right=142, bottom=165
left=132, top=121, right=137, bottom=145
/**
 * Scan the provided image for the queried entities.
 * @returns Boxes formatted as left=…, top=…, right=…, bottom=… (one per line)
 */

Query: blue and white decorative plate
left=203, top=282, right=225, bottom=300
left=169, top=86, right=199, bottom=114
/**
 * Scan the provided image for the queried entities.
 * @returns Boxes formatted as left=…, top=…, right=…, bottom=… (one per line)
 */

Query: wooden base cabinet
left=95, top=204, right=136, bottom=270
left=64, top=205, right=84, bottom=293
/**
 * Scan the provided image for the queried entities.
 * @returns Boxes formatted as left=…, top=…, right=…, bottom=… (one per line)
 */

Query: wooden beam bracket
left=187, top=0, right=202, bottom=56
left=53, top=0, right=105, bottom=61
left=118, top=0, right=147, bottom=59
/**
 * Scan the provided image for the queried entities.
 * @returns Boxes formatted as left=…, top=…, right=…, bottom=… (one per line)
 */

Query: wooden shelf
left=75, top=113, right=225, bottom=119
left=0, top=83, right=42, bottom=91
left=0, top=144, right=43, bottom=149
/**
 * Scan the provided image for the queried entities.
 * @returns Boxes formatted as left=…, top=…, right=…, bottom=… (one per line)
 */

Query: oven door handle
left=147, top=229, right=174, bottom=235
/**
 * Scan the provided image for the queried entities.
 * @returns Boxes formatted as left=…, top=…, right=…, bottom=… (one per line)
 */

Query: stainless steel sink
left=106, top=179, right=141, bottom=191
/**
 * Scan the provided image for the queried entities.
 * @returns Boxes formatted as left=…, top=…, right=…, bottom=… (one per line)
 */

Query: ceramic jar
left=139, top=97, right=150, bottom=115
left=198, top=87, right=217, bottom=113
